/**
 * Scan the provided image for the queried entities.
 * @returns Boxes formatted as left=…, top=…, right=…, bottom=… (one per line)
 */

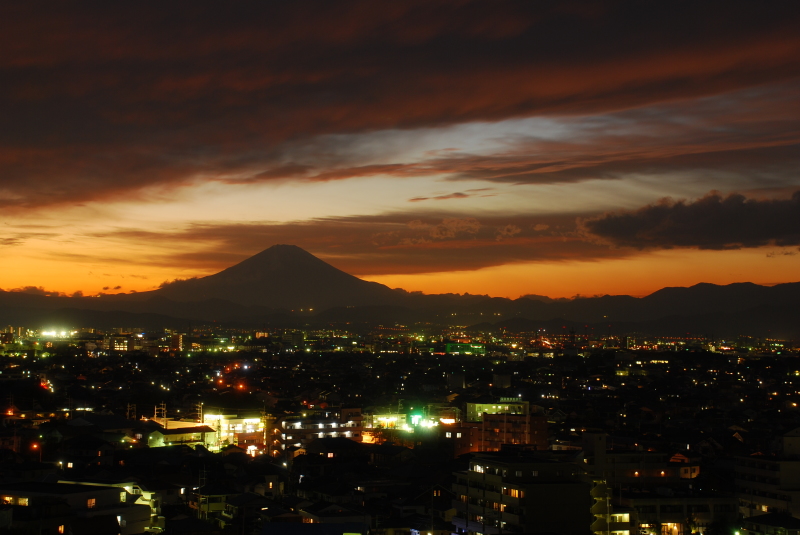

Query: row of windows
left=282, top=422, right=359, bottom=430
left=0, top=495, right=117, bottom=509
left=458, top=481, right=501, bottom=493
left=635, top=504, right=735, bottom=514
left=736, top=460, right=780, bottom=471
left=735, top=472, right=780, bottom=485
left=737, top=490, right=792, bottom=502
left=282, top=432, right=355, bottom=440
left=1, top=496, right=29, bottom=506
left=472, top=465, right=541, bottom=477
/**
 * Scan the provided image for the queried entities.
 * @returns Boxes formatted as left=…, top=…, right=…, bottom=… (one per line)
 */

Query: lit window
left=58, top=526, right=65, bottom=534
left=87, top=498, right=96, bottom=509
left=18, top=497, right=29, bottom=506
left=446, top=432, right=452, bottom=438
left=327, top=452, right=334, bottom=458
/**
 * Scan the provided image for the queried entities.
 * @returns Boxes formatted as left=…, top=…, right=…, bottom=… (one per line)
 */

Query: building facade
left=451, top=451, right=594, bottom=535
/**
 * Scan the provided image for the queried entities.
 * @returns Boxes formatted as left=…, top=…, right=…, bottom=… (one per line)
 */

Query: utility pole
left=198, top=465, right=207, bottom=519
left=154, top=402, right=167, bottom=427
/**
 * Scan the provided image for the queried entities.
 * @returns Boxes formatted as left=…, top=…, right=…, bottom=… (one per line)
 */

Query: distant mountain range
left=1, top=244, right=798, bottom=338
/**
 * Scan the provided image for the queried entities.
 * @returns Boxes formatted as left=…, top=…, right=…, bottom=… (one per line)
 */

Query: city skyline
left=1, top=2, right=799, bottom=299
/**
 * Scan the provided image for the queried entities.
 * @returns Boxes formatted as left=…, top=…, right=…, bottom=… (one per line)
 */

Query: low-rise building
left=272, top=408, right=363, bottom=457
left=0, top=482, right=150, bottom=535
left=147, top=425, right=216, bottom=449
left=743, top=512, right=800, bottom=535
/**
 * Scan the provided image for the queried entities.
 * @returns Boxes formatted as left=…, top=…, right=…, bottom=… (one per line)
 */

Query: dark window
left=660, top=505, right=683, bottom=513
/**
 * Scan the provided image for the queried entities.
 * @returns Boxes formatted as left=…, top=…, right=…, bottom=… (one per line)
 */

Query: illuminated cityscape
left=2, top=2, right=800, bottom=535
left=1, top=302, right=800, bottom=534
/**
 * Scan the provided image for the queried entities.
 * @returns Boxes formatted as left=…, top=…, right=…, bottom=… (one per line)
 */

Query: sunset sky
left=1, top=1, right=799, bottom=299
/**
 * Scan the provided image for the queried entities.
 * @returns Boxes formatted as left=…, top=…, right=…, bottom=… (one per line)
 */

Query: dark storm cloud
left=81, top=212, right=624, bottom=276
left=580, top=191, right=800, bottom=250
left=1, top=1, right=799, bottom=206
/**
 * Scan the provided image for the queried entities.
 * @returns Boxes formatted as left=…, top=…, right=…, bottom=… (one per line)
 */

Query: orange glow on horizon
left=367, top=247, right=800, bottom=299
left=0, top=242, right=796, bottom=300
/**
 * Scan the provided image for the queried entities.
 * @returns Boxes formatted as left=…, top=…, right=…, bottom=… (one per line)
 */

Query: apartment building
left=451, top=450, right=594, bottom=535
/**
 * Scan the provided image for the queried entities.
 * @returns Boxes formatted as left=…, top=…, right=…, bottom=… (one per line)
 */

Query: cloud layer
left=76, top=189, right=800, bottom=281
left=79, top=211, right=626, bottom=279
left=581, top=191, right=800, bottom=250
left=1, top=1, right=799, bottom=206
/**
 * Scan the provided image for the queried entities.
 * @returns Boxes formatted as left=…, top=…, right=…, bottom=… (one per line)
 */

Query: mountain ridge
left=1, top=244, right=798, bottom=337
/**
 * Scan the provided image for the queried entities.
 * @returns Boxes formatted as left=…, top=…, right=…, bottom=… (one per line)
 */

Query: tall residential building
left=451, top=451, right=595, bottom=535
left=733, top=428, right=800, bottom=518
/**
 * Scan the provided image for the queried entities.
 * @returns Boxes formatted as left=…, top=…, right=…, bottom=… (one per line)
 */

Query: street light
left=31, top=443, right=42, bottom=462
